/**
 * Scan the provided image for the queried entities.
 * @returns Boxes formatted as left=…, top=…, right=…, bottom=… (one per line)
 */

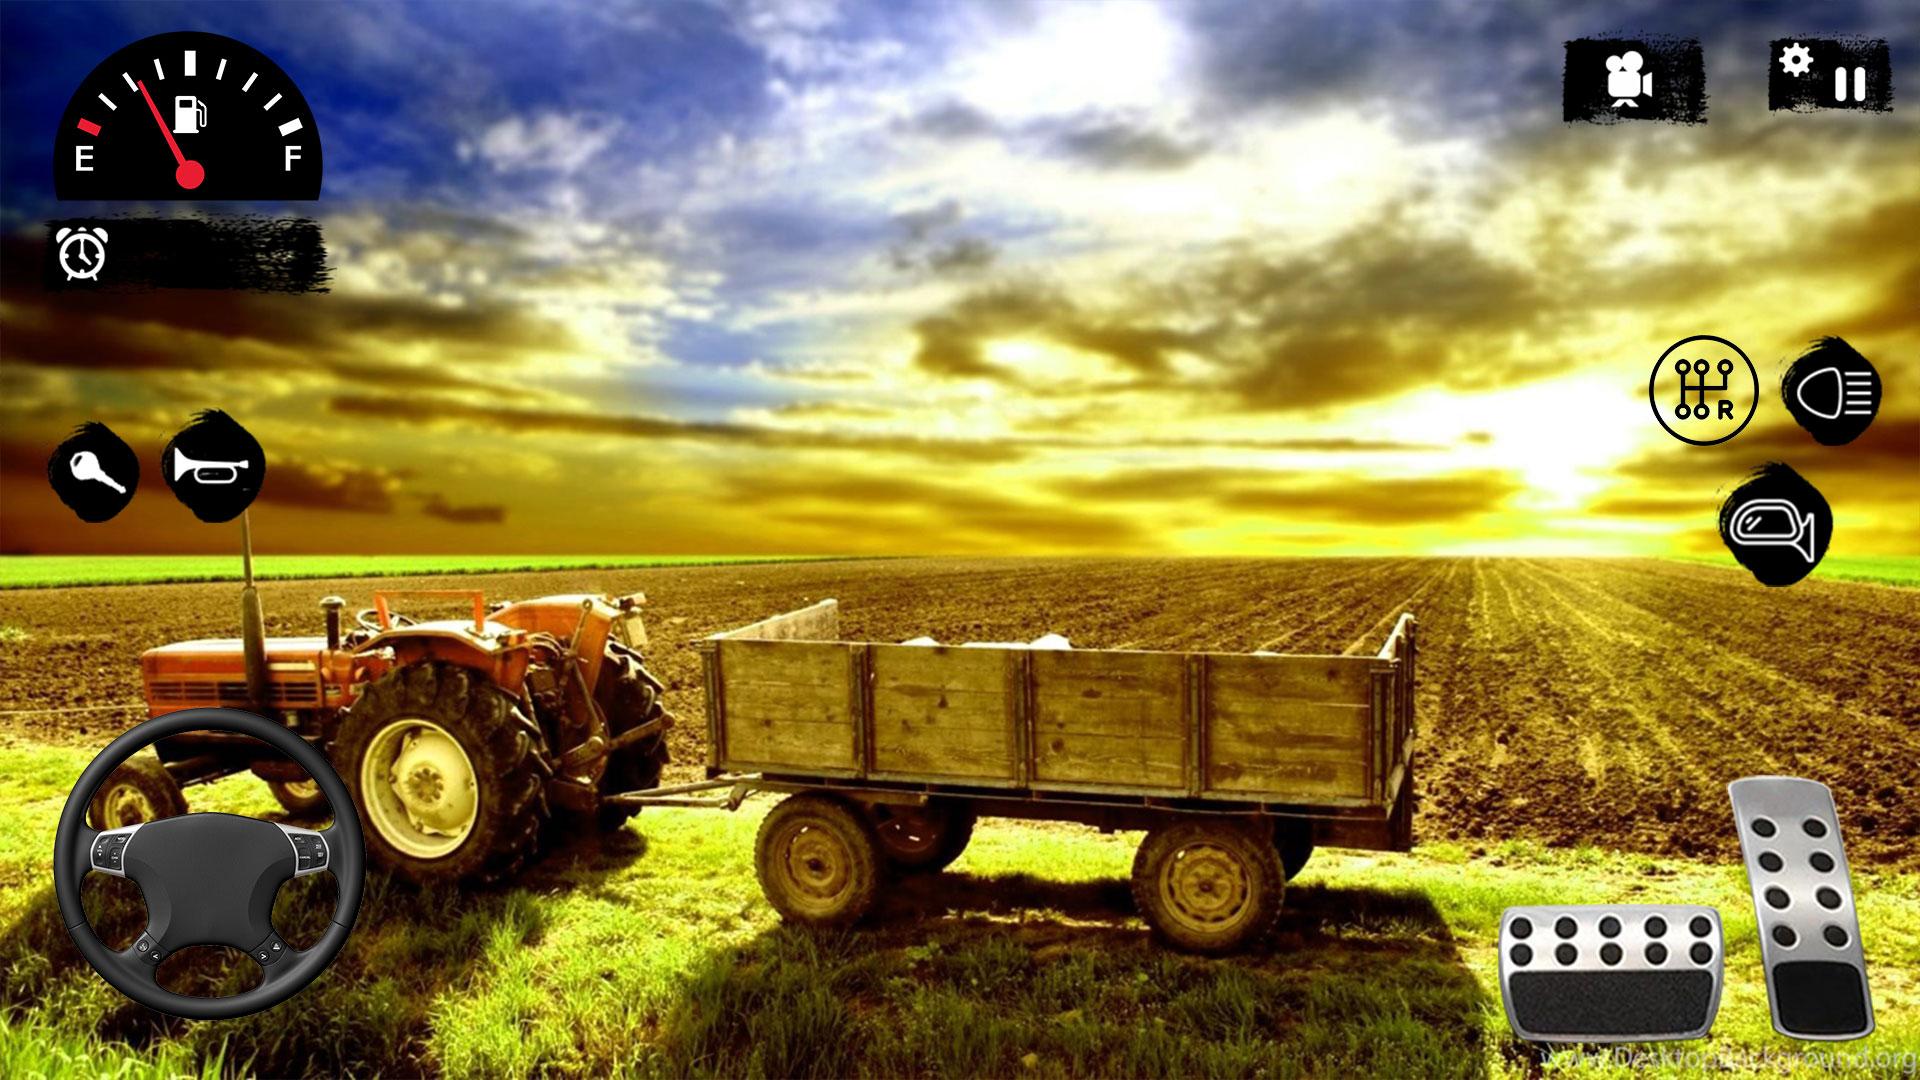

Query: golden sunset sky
left=2, top=1, right=1915, bottom=556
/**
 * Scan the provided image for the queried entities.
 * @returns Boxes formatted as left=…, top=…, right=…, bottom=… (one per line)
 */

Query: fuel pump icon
left=172, top=96, right=207, bottom=134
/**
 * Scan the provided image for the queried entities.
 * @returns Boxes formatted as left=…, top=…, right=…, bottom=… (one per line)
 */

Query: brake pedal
left=1499, top=904, right=1724, bottom=1042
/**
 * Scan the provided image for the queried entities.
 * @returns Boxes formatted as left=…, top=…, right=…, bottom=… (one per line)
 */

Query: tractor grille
left=147, top=680, right=321, bottom=706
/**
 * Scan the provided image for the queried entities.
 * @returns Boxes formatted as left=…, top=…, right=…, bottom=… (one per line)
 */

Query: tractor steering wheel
left=53, top=708, right=365, bottom=1020
left=355, top=608, right=415, bottom=632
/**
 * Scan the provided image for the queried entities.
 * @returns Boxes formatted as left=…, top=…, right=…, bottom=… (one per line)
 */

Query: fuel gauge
left=54, top=30, right=322, bottom=200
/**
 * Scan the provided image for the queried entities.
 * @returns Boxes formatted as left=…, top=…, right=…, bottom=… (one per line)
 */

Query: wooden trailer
left=681, top=599, right=1417, bottom=952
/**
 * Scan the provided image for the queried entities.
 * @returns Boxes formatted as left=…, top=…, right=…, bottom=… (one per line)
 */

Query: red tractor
left=110, top=586, right=672, bottom=885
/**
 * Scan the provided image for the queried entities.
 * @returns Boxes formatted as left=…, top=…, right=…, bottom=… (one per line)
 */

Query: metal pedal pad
left=1499, top=904, right=1723, bottom=1042
left=1730, top=776, right=1874, bottom=1040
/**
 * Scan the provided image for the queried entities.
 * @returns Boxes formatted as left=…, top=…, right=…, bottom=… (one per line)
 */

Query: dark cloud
left=888, top=200, right=998, bottom=276
left=1053, top=467, right=1521, bottom=524
left=1, top=236, right=575, bottom=396
left=262, top=459, right=404, bottom=514
left=911, top=285, right=1199, bottom=381
left=1616, top=416, right=1920, bottom=482
left=893, top=199, right=964, bottom=240
left=721, top=472, right=1150, bottom=552
left=1217, top=471, right=1520, bottom=524
left=1587, top=494, right=1709, bottom=519
left=924, top=237, right=999, bottom=274
left=327, top=394, right=1029, bottom=463
left=1043, top=118, right=1206, bottom=171
left=895, top=100, right=996, bottom=139
left=422, top=494, right=508, bottom=524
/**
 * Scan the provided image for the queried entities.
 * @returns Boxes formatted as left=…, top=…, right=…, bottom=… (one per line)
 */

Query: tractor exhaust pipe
left=239, top=511, right=270, bottom=715
left=320, top=595, right=344, bottom=651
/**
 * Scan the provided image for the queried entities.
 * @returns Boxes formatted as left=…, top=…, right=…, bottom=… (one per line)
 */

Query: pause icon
left=1835, top=66, right=1867, bottom=102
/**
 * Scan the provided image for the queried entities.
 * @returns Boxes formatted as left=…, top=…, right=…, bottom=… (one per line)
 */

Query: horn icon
left=173, top=450, right=250, bottom=485
left=1729, top=498, right=1816, bottom=564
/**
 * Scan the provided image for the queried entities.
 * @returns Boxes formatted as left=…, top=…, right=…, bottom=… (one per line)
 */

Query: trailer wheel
left=1273, top=820, right=1314, bottom=881
left=593, top=645, right=673, bottom=832
left=1132, top=820, right=1284, bottom=954
left=756, top=795, right=882, bottom=926
left=269, top=778, right=329, bottom=818
left=337, top=662, right=551, bottom=886
left=87, top=754, right=187, bottom=828
left=870, top=801, right=975, bottom=873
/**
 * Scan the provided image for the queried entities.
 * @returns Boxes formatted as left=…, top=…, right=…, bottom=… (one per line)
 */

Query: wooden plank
left=1205, top=653, right=1374, bottom=703
left=868, top=645, right=1016, bottom=781
left=716, top=639, right=855, bottom=771
left=1207, top=757, right=1368, bottom=799
left=1208, top=703, right=1368, bottom=752
left=1203, top=653, right=1375, bottom=801
left=714, top=599, right=839, bottom=641
left=1032, top=650, right=1185, bottom=788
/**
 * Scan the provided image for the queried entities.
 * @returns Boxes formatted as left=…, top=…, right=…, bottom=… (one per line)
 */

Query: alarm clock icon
left=56, top=226, right=108, bottom=282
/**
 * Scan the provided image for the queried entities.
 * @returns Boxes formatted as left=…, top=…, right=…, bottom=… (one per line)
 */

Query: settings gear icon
left=1779, top=42, right=1814, bottom=77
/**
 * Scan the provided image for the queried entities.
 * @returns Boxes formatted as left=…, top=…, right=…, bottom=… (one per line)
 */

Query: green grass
left=0, top=554, right=839, bottom=590
left=1, top=745, right=1914, bottom=1077
left=1676, top=554, right=1920, bottom=587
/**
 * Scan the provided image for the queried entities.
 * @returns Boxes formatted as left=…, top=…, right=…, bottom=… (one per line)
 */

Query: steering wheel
left=54, top=708, right=364, bottom=1020
left=355, top=608, right=415, bottom=632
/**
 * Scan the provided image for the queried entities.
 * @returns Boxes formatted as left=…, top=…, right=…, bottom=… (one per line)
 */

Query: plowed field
left=3, top=557, right=1915, bottom=868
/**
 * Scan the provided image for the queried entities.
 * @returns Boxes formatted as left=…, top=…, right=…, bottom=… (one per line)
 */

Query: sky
left=1, top=0, right=1915, bottom=557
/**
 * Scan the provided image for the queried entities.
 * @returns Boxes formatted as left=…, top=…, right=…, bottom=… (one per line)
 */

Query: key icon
left=69, top=451, right=127, bottom=493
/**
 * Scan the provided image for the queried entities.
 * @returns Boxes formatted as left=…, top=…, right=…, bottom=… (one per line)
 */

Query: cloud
left=895, top=100, right=997, bottom=138
left=887, top=199, right=999, bottom=275
left=1042, top=116, right=1206, bottom=170
left=720, top=471, right=1151, bottom=552
left=262, top=459, right=405, bottom=514
left=460, top=111, right=624, bottom=174
left=1053, top=467, right=1522, bottom=525
left=911, top=284, right=1197, bottom=381
left=326, top=394, right=1029, bottom=463
left=422, top=494, right=508, bottom=524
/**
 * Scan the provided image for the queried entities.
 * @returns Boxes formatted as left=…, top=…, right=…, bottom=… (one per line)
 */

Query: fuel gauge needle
left=136, top=79, right=204, bottom=190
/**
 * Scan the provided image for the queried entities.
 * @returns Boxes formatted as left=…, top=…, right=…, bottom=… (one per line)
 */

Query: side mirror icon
left=1728, top=498, right=1816, bottom=564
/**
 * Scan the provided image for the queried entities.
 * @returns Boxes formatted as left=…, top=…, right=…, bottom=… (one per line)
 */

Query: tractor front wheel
left=269, top=778, right=329, bottom=818
left=88, top=754, right=187, bottom=829
left=337, top=662, right=551, bottom=886
left=1132, top=819, right=1284, bottom=954
left=593, top=645, right=673, bottom=832
left=755, top=794, right=882, bottom=926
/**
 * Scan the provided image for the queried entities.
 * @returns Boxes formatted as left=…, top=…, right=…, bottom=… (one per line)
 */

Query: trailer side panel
left=714, top=639, right=859, bottom=773
left=1031, top=649, right=1187, bottom=791
left=868, top=645, right=1020, bottom=784
left=1201, top=655, right=1375, bottom=801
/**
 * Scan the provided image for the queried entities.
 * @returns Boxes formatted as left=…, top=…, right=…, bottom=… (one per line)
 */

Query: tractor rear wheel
left=337, top=662, right=551, bottom=886
left=1132, top=819, right=1284, bottom=954
left=755, top=794, right=882, bottom=926
left=870, top=800, right=975, bottom=873
left=593, top=645, right=673, bottom=832
left=88, top=754, right=187, bottom=829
